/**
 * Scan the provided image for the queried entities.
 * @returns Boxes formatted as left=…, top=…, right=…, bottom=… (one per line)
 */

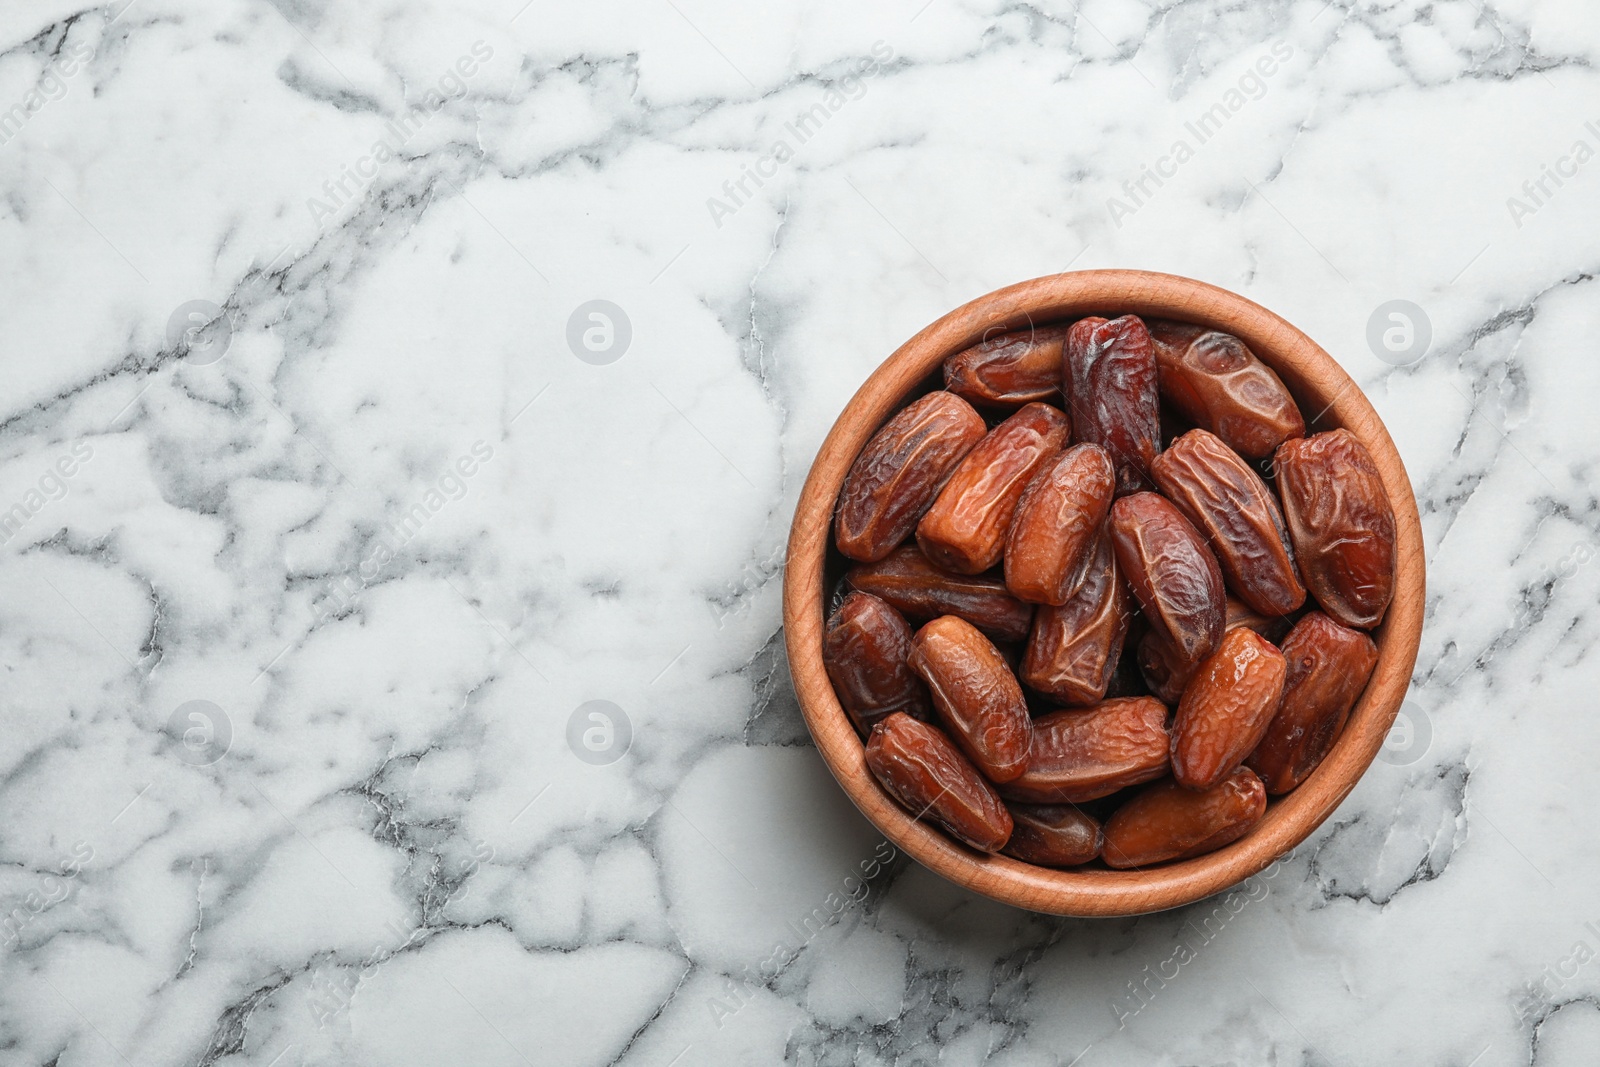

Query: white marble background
left=0, top=0, right=1596, bottom=1063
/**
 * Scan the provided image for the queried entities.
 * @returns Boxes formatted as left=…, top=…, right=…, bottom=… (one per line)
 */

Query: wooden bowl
left=783, top=269, right=1424, bottom=917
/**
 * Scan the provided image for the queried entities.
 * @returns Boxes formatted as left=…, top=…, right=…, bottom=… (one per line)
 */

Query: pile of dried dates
left=825, top=315, right=1397, bottom=869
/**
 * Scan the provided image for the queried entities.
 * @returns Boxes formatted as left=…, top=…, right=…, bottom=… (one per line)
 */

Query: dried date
left=1102, top=766, right=1267, bottom=868
left=1152, top=429, right=1306, bottom=617
left=1063, top=315, right=1159, bottom=495
left=1274, top=429, right=1397, bottom=629
left=1109, top=492, right=1226, bottom=665
left=866, top=712, right=1013, bottom=852
left=1001, top=803, right=1102, bottom=866
left=908, top=616, right=1033, bottom=783
left=944, top=324, right=1069, bottom=407
left=999, top=697, right=1170, bottom=804
left=917, top=402, right=1071, bottom=574
left=1005, top=443, right=1115, bottom=605
left=1147, top=319, right=1304, bottom=460
left=1019, top=532, right=1132, bottom=705
left=845, top=545, right=1034, bottom=643
left=835, top=391, right=987, bottom=562
left=1170, top=627, right=1287, bottom=790
left=1248, top=612, right=1379, bottom=793
left=823, top=592, right=931, bottom=737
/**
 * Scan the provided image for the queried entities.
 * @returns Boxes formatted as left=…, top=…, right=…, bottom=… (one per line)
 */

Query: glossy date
left=1152, top=428, right=1306, bottom=617
left=1063, top=315, right=1159, bottom=495
left=1102, top=766, right=1267, bottom=868
left=917, top=402, right=1071, bottom=574
left=823, top=592, right=930, bottom=737
left=1147, top=319, right=1305, bottom=460
left=944, top=324, right=1069, bottom=408
left=908, top=616, right=1033, bottom=783
left=1005, top=443, right=1115, bottom=605
left=845, top=545, right=1034, bottom=643
left=999, top=696, right=1170, bottom=804
left=1248, top=611, right=1378, bottom=793
left=1001, top=803, right=1102, bottom=867
left=1019, top=531, right=1132, bottom=705
left=835, top=390, right=987, bottom=562
left=866, top=712, right=1013, bottom=853
left=1110, top=491, right=1226, bottom=665
left=1274, top=429, right=1397, bottom=629
left=1170, top=626, right=1287, bottom=790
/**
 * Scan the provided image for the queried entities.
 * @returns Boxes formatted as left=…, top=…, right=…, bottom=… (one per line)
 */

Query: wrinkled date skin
left=823, top=592, right=931, bottom=738
left=866, top=713, right=1013, bottom=852
left=944, top=324, right=1069, bottom=408
left=1225, top=595, right=1295, bottom=644
left=917, top=402, right=1070, bottom=574
left=1020, top=532, right=1132, bottom=705
left=1274, top=429, right=1397, bottom=629
left=1005, top=443, right=1115, bottom=605
left=908, top=616, right=1033, bottom=783
left=845, top=545, right=1034, bottom=643
left=1171, top=627, right=1288, bottom=790
left=1136, top=628, right=1193, bottom=706
left=1110, top=492, right=1226, bottom=665
left=1146, top=319, right=1305, bottom=460
left=1249, top=612, right=1379, bottom=793
left=1063, top=315, right=1160, bottom=495
left=999, top=697, right=1170, bottom=804
left=835, top=391, right=988, bottom=562
left=1152, top=429, right=1306, bottom=617
left=1001, top=803, right=1102, bottom=867
left=1102, top=766, right=1267, bottom=868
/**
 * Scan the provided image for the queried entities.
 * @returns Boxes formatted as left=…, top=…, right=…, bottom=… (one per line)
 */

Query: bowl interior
left=783, top=270, right=1425, bottom=917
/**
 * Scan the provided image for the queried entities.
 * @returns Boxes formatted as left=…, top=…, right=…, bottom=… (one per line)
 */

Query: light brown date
left=1063, top=315, right=1159, bottom=495
left=1147, top=319, right=1305, bottom=460
left=1109, top=492, right=1226, bottom=665
left=823, top=592, right=931, bottom=738
left=944, top=324, right=1069, bottom=407
left=999, top=697, right=1170, bottom=804
left=908, top=616, right=1033, bottom=783
left=1004, top=443, right=1115, bottom=605
left=866, top=712, right=1013, bottom=853
left=1170, top=627, right=1287, bottom=790
left=1019, top=532, right=1132, bottom=705
left=1248, top=612, right=1379, bottom=793
left=1101, top=766, right=1267, bottom=868
left=1274, top=429, right=1397, bottom=630
left=844, top=545, right=1034, bottom=643
left=917, top=402, right=1070, bottom=574
left=835, top=390, right=987, bottom=562
left=1152, top=429, right=1306, bottom=617
left=1001, top=803, right=1102, bottom=867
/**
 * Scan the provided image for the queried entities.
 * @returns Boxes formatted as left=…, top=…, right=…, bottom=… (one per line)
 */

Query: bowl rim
left=782, top=268, right=1425, bottom=918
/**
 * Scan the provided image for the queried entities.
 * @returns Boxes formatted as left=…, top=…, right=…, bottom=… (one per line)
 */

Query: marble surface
left=0, top=0, right=1598, bottom=1063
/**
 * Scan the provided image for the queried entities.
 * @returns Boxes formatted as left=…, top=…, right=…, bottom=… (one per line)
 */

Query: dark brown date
left=1147, top=319, right=1304, bottom=460
left=1225, top=595, right=1294, bottom=644
left=1000, top=697, right=1170, bottom=804
left=1063, top=315, right=1159, bottom=495
left=1001, top=803, right=1102, bottom=866
left=1019, top=532, right=1132, bottom=705
left=1109, top=492, right=1226, bottom=665
left=1152, top=429, right=1306, bottom=617
left=866, top=712, right=1013, bottom=852
left=1248, top=612, right=1379, bottom=793
left=1274, top=429, right=1397, bottom=629
left=1136, top=628, right=1193, bottom=706
left=908, top=616, right=1033, bottom=783
left=835, top=391, right=987, bottom=562
left=1005, top=443, right=1115, bottom=605
left=917, top=402, right=1070, bottom=574
left=1102, top=766, right=1267, bottom=868
left=1170, top=627, right=1287, bottom=790
left=844, top=545, right=1034, bottom=643
left=944, top=324, right=1069, bottom=407
left=823, top=592, right=930, bottom=737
